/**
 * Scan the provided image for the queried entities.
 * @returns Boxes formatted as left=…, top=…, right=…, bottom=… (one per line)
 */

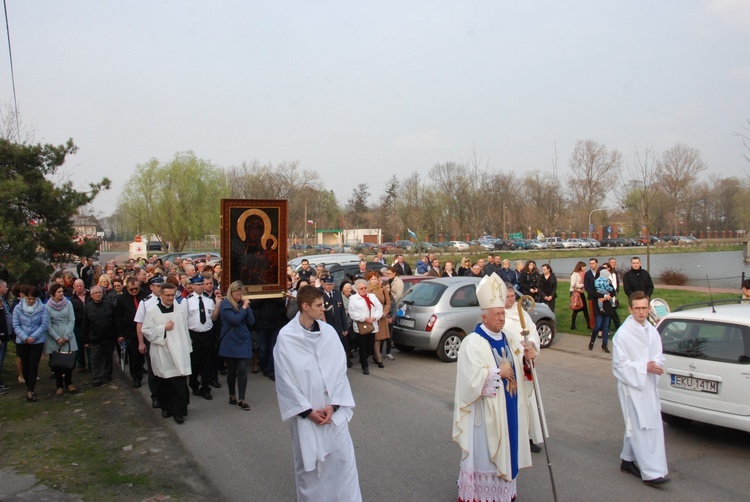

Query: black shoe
left=268, top=374, right=275, bottom=381
left=201, top=389, right=213, bottom=400
left=192, top=387, right=203, bottom=396
left=133, top=380, right=142, bottom=389
left=570, top=325, right=576, bottom=331
left=219, top=369, right=227, bottom=376
left=620, top=460, right=641, bottom=478
left=363, top=367, right=370, bottom=375
left=602, top=345, right=610, bottom=354
left=377, top=361, right=384, bottom=369
left=92, top=380, right=103, bottom=387
left=643, top=476, right=670, bottom=487
left=210, top=379, right=221, bottom=389
left=173, top=415, right=184, bottom=424
left=229, top=396, right=237, bottom=405
left=529, top=440, right=542, bottom=453
left=347, top=361, right=352, bottom=368
left=161, top=410, right=172, bottom=418
left=151, top=399, right=160, bottom=409
left=588, top=341, right=595, bottom=351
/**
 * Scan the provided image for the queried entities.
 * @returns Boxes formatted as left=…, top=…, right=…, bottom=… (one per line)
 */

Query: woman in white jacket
left=569, top=261, right=590, bottom=330
left=347, top=279, right=383, bottom=375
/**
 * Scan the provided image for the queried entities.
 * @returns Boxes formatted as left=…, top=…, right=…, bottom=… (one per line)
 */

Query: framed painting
left=221, top=199, right=288, bottom=298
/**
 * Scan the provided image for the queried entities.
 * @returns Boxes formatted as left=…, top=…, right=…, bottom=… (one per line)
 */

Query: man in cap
left=185, top=275, right=220, bottom=400
left=453, top=273, right=536, bottom=501
left=320, top=275, right=350, bottom=367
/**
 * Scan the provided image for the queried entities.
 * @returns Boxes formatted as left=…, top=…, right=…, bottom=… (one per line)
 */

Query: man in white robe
left=612, top=291, right=670, bottom=486
left=453, top=273, right=535, bottom=502
left=502, top=284, right=546, bottom=453
left=141, top=283, right=192, bottom=424
left=274, top=285, right=361, bottom=502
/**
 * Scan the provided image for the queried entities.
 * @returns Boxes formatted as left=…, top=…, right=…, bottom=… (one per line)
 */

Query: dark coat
left=584, top=269, right=597, bottom=296
left=622, top=268, right=655, bottom=298
left=539, top=273, right=558, bottom=300
left=250, top=297, right=287, bottom=330
left=519, top=270, right=541, bottom=298
left=70, top=293, right=91, bottom=330
left=114, top=291, right=146, bottom=341
left=395, top=262, right=412, bottom=276
left=81, top=299, right=116, bottom=344
left=321, top=289, right=347, bottom=336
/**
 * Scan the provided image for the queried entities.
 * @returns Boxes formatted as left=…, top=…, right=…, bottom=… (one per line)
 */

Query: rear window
left=401, top=282, right=447, bottom=307
left=659, top=319, right=750, bottom=364
left=450, top=285, right=479, bottom=308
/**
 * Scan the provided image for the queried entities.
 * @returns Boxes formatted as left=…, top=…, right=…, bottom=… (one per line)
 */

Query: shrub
left=659, top=268, right=688, bottom=286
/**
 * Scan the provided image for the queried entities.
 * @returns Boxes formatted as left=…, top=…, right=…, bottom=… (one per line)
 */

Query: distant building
left=71, top=214, right=102, bottom=240
left=317, top=228, right=382, bottom=246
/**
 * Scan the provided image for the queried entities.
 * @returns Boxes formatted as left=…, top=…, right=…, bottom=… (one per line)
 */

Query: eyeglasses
left=128, top=287, right=139, bottom=292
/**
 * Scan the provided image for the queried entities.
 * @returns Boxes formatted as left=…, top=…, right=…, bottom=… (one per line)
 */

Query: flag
left=536, top=229, right=545, bottom=240
left=407, top=228, right=417, bottom=239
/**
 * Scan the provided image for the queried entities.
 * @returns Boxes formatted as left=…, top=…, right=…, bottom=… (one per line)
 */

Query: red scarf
left=360, top=293, right=374, bottom=310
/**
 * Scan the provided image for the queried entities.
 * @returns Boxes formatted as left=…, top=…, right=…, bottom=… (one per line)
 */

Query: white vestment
left=453, top=325, right=533, bottom=502
left=612, top=315, right=668, bottom=480
left=274, top=314, right=361, bottom=502
left=503, top=306, right=546, bottom=443
left=141, top=302, right=192, bottom=378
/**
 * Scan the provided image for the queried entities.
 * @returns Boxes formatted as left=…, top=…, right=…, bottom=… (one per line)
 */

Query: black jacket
left=622, top=268, right=654, bottom=298
left=114, top=291, right=145, bottom=341
left=81, top=300, right=116, bottom=344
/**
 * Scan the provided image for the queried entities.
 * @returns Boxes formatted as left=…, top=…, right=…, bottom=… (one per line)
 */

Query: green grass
left=553, top=283, right=739, bottom=335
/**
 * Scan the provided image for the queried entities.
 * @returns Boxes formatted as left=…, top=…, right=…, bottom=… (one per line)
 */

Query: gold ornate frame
left=221, top=199, right=288, bottom=298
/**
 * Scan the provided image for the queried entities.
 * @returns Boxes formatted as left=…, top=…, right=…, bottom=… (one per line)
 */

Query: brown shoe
left=67, top=385, right=77, bottom=393
left=55, top=387, right=64, bottom=396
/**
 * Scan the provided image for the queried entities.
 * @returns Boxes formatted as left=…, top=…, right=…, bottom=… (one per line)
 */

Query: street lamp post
left=588, top=208, right=608, bottom=239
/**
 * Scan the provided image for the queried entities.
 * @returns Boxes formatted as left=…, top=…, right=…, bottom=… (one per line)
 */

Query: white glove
left=481, top=368, right=502, bottom=397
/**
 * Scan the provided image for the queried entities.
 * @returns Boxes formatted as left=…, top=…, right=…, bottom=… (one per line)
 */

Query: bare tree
left=618, top=145, right=663, bottom=270
left=658, top=143, right=706, bottom=235
left=567, top=139, right=622, bottom=225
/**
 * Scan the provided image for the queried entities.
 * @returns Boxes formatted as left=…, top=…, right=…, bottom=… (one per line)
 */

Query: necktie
left=198, top=296, right=206, bottom=324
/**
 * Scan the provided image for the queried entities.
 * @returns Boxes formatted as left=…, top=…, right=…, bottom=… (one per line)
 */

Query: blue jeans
left=590, top=315, right=611, bottom=347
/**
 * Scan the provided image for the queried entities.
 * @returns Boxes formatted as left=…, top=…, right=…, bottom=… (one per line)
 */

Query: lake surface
left=528, top=250, right=748, bottom=290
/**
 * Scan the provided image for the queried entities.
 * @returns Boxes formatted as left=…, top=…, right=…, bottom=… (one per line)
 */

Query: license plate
left=398, top=318, right=416, bottom=328
left=670, top=374, right=718, bottom=394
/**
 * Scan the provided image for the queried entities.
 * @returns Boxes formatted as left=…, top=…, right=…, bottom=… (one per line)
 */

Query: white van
left=542, top=237, right=564, bottom=249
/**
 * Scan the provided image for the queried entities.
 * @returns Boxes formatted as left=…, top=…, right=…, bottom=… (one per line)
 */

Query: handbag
left=356, top=303, right=375, bottom=334
left=569, top=291, right=584, bottom=311
left=49, top=342, right=76, bottom=372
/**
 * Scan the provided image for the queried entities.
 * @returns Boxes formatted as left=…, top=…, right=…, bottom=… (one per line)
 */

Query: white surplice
left=141, top=302, right=192, bottom=378
left=612, top=315, right=668, bottom=480
left=274, top=314, right=361, bottom=502
left=503, top=306, right=546, bottom=444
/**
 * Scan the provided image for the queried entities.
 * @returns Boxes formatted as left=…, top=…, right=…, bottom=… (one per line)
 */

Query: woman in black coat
left=539, top=263, right=558, bottom=312
left=518, top=260, right=541, bottom=301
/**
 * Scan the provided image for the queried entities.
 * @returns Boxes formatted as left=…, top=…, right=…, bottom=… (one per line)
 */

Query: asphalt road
left=126, top=333, right=750, bottom=502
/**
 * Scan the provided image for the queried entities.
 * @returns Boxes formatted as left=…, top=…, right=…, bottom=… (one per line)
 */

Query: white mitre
left=476, top=272, right=508, bottom=310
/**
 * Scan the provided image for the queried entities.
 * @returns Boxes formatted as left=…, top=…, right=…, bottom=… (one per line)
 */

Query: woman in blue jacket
left=13, top=286, right=49, bottom=402
left=219, top=281, right=255, bottom=410
left=46, top=283, right=78, bottom=395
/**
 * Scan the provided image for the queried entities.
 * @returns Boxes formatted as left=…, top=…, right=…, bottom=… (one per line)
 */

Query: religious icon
left=221, top=199, right=288, bottom=298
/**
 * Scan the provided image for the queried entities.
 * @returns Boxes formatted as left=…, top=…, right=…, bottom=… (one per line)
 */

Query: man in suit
left=394, top=254, right=412, bottom=276
left=320, top=275, right=350, bottom=367
left=426, top=258, right=442, bottom=277
left=584, top=258, right=598, bottom=330
left=115, top=277, right=147, bottom=388
left=608, top=257, right=622, bottom=329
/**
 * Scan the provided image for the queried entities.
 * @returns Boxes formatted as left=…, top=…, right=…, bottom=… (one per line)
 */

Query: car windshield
left=401, top=282, right=448, bottom=307
left=659, top=319, right=750, bottom=364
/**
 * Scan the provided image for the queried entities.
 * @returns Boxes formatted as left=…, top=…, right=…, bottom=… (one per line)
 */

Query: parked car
left=448, top=241, right=470, bottom=251
left=394, top=240, right=416, bottom=251
left=416, top=241, right=437, bottom=252
left=599, top=238, right=626, bottom=248
left=562, top=238, right=587, bottom=249
left=288, top=253, right=360, bottom=271
left=161, top=251, right=221, bottom=264
left=581, top=238, right=601, bottom=248
left=314, top=244, right=333, bottom=253
left=380, top=242, right=398, bottom=252
left=542, top=237, right=564, bottom=249
left=525, top=239, right=548, bottom=250
left=392, top=277, right=557, bottom=362
left=656, top=300, right=750, bottom=433
left=353, top=242, right=378, bottom=254
left=471, top=240, right=495, bottom=251
left=492, top=239, right=516, bottom=251
left=510, top=239, right=529, bottom=250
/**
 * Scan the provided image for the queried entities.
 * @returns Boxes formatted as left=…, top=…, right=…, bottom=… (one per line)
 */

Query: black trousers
left=158, top=375, right=189, bottom=417
left=17, top=343, right=43, bottom=392
left=189, top=330, right=213, bottom=391
left=90, top=340, right=114, bottom=384
left=349, top=331, right=373, bottom=369
left=226, top=357, right=249, bottom=401
left=125, top=336, right=145, bottom=384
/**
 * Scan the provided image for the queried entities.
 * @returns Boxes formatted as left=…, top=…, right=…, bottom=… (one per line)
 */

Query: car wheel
left=437, top=330, right=463, bottom=362
left=536, top=320, right=555, bottom=349
left=394, top=343, right=415, bottom=353
left=661, top=412, right=692, bottom=428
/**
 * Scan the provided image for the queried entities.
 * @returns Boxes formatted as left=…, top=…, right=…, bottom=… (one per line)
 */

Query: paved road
left=128, top=329, right=750, bottom=502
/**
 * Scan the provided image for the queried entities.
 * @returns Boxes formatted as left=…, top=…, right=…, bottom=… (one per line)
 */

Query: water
left=532, top=250, right=748, bottom=290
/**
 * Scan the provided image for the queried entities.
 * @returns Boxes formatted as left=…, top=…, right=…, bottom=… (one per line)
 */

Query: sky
left=1, top=1, right=749, bottom=217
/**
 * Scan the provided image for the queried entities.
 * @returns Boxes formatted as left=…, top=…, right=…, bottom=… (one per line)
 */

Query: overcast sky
left=2, top=1, right=749, bottom=216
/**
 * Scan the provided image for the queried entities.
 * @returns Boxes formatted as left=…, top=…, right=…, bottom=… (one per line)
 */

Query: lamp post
left=588, top=208, right=608, bottom=239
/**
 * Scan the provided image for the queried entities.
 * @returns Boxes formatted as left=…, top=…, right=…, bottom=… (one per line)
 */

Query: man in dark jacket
left=320, top=275, right=351, bottom=367
left=622, top=256, right=655, bottom=298
left=115, top=277, right=146, bottom=388
left=394, top=254, right=412, bottom=276
left=251, top=295, right=287, bottom=381
left=82, top=286, right=116, bottom=386
left=70, top=279, right=91, bottom=372
left=584, top=258, right=598, bottom=330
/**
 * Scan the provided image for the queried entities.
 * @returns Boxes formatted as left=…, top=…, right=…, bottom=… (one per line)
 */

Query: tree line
left=110, top=138, right=749, bottom=250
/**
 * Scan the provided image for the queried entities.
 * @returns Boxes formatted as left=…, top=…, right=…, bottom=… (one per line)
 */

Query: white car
left=448, top=241, right=470, bottom=251
left=656, top=301, right=750, bottom=433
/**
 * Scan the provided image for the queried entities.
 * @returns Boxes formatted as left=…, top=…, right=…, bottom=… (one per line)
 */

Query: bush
left=659, top=268, right=688, bottom=286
